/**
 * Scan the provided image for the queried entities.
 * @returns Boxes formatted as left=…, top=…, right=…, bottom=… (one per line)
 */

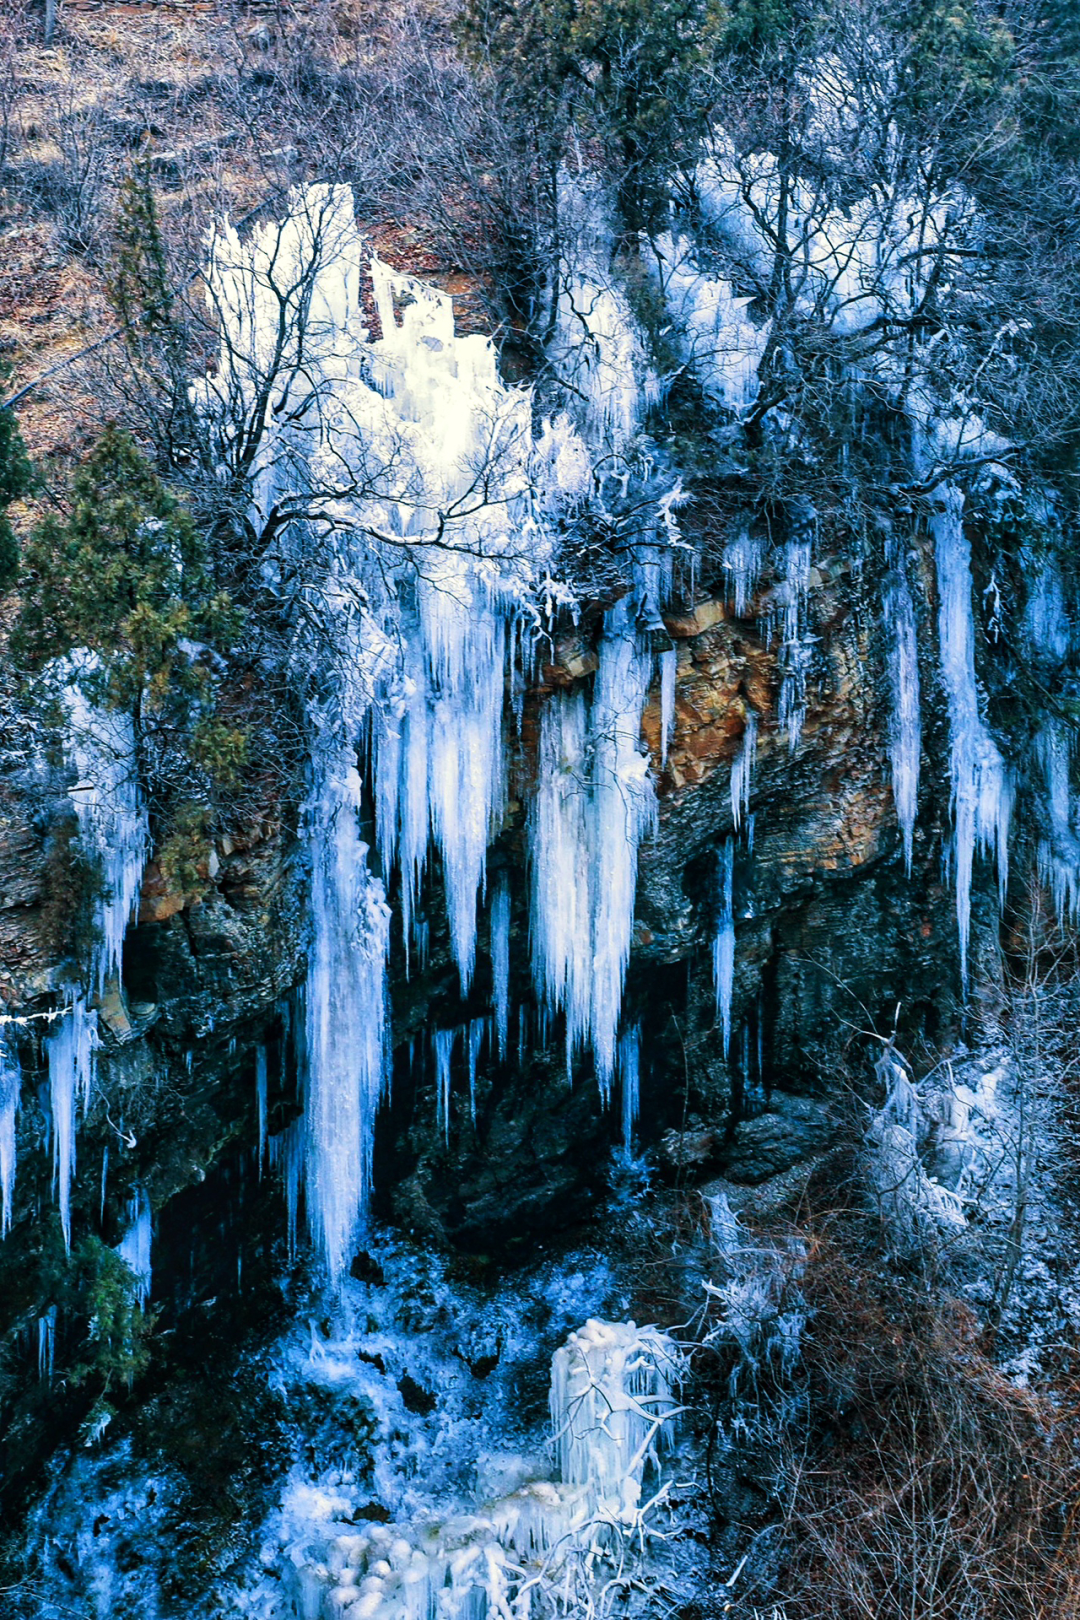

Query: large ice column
left=531, top=689, right=594, bottom=1064
left=619, top=1024, right=640, bottom=1149
left=932, top=488, right=1011, bottom=985
left=530, top=604, right=657, bottom=1091
left=775, top=525, right=815, bottom=753
left=301, top=745, right=391, bottom=1283
left=45, top=996, right=96, bottom=1250
left=659, top=648, right=677, bottom=767
left=550, top=1318, right=681, bottom=1519
left=490, top=877, right=511, bottom=1059
left=412, top=573, right=507, bottom=992
left=713, top=840, right=736, bottom=1057
left=0, top=1034, right=19, bottom=1236
left=883, top=557, right=921, bottom=873
left=589, top=606, right=658, bottom=1088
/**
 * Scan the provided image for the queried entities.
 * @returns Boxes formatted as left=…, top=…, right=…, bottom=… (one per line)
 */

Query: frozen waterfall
left=204, top=186, right=675, bottom=1273
left=932, top=488, right=1011, bottom=986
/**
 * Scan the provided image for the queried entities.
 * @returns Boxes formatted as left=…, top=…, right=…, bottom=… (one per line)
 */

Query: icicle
left=276, top=1120, right=305, bottom=1262
left=659, top=649, right=677, bottom=767
left=775, top=521, right=814, bottom=754
left=45, top=996, right=96, bottom=1250
left=722, top=523, right=766, bottom=617
left=619, top=1025, right=640, bottom=1149
left=730, top=709, right=757, bottom=832
left=37, top=1307, right=56, bottom=1381
left=99, top=1146, right=108, bottom=1227
left=490, top=878, right=510, bottom=1060
left=0, top=1034, right=18, bottom=1237
left=301, top=749, right=391, bottom=1281
left=932, top=487, right=1010, bottom=986
left=530, top=602, right=656, bottom=1094
left=531, top=689, right=593, bottom=1062
left=255, top=1046, right=268, bottom=1177
left=115, top=1189, right=152, bottom=1308
left=62, top=662, right=148, bottom=994
left=883, top=559, right=921, bottom=873
left=713, top=842, right=735, bottom=1057
left=434, top=1028, right=458, bottom=1142
left=1035, top=720, right=1080, bottom=923
left=467, top=1018, right=484, bottom=1125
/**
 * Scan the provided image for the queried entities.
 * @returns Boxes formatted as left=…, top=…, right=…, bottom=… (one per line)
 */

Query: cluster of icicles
left=1, top=162, right=1062, bottom=1285
left=284, top=1318, right=681, bottom=1620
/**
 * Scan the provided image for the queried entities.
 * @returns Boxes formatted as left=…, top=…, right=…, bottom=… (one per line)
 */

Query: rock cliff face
left=0, top=520, right=1005, bottom=1620
left=0, top=509, right=976, bottom=1526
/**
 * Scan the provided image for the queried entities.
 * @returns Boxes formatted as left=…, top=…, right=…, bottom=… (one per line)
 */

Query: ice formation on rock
left=466, top=1018, right=484, bottom=1124
left=27, top=668, right=149, bottom=1250
left=434, top=1027, right=457, bottom=1142
left=37, top=1307, right=56, bottom=1381
left=722, top=524, right=766, bottom=619
left=774, top=523, right=815, bottom=754
left=552, top=176, right=662, bottom=450
left=652, top=232, right=769, bottom=415
left=1036, top=721, right=1080, bottom=924
left=864, top=1048, right=967, bottom=1249
left=251, top=1273, right=683, bottom=1620
left=203, top=181, right=675, bottom=1270
left=301, top=772, right=391, bottom=1281
left=550, top=1317, right=681, bottom=1519
left=1026, top=556, right=1080, bottom=922
left=63, top=672, right=148, bottom=995
left=115, top=1188, right=153, bottom=1309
